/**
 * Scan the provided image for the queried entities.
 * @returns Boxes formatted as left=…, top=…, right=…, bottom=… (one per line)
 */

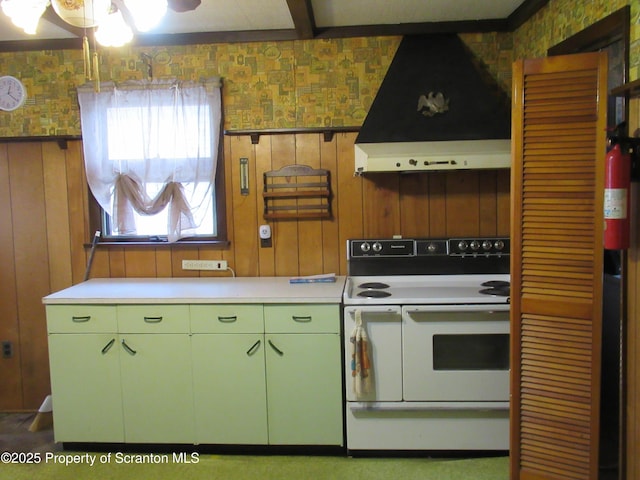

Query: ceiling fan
left=2, top=0, right=202, bottom=46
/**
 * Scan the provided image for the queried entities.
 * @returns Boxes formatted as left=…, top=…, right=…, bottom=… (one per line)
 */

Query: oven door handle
left=403, top=305, right=510, bottom=314
left=344, top=306, right=402, bottom=316
left=348, top=401, right=509, bottom=412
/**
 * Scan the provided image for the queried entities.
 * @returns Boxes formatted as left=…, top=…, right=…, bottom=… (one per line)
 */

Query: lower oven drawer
left=345, top=402, right=510, bottom=451
left=402, top=305, right=510, bottom=402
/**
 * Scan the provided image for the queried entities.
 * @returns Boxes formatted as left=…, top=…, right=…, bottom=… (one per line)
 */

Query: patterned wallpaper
left=0, top=50, right=84, bottom=136
left=0, top=0, right=636, bottom=138
left=513, top=0, right=636, bottom=74
left=0, top=37, right=403, bottom=137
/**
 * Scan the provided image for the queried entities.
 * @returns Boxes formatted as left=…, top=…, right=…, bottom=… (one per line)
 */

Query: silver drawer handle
left=218, top=316, right=238, bottom=323
left=292, top=315, right=312, bottom=323
left=143, top=316, right=163, bottom=323
left=72, top=316, right=91, bottom=323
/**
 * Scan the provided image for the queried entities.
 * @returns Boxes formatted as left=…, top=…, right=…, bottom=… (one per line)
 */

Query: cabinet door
left=119, top=334, right=194, bottom=443
left=48, top=333, right=124, bottom=442
left=192, top=334, right=268, bottom=444
left=265, top=333, right=343, bottom=445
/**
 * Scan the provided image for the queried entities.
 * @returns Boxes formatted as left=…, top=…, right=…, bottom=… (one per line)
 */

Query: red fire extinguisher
left=604, top=141, right=631, bottom=250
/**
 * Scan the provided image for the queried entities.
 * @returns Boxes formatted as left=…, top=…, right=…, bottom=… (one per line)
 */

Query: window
left=77, top=78, right=224, bottom=243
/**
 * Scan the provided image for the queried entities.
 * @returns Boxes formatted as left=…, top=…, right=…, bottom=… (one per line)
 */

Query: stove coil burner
left=480, top=280, right=510, bottom=297
left=481, top=280, right=510, bottom=288
left=357, top=290, right=392, bottom=298
left=358, top=282, right=390, bottom=289
left=356, top=281, right=392, bottom=298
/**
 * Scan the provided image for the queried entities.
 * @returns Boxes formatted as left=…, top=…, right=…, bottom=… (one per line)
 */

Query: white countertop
left=42, top=277, right=347, bottom=305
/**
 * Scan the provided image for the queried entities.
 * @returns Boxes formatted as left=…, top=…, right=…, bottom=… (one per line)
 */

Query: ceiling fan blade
left=167, top=0, right=201, bottom=12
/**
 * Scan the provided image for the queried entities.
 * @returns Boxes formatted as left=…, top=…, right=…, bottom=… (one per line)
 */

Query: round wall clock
left=0, top=75, right=27, bottom=112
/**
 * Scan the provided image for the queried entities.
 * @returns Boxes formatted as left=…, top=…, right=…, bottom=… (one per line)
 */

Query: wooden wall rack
left=263, top=164, right=331, bottom=220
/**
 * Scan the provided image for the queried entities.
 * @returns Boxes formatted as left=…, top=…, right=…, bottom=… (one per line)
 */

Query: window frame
left=88, top=142, right=228, bottom=247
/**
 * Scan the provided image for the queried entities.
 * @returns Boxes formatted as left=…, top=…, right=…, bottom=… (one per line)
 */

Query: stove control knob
left=372, top=242, right=383, bottom=253
left=427, top=242, right=437, bottom=253
left=482, top=240, right=493, bottom=251
left=457, top=240, right=468, bottom=252
left=470, top=240, right=480, bottom=251
left=360, top=242, right=371, bottom=253
left=494, top=240, right=505, bottom=251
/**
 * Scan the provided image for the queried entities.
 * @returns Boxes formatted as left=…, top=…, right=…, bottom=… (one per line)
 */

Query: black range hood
left=355, top=34, right=512, bottom=174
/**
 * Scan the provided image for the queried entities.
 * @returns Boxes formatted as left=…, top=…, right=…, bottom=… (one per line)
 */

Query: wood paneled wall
left=0, top=133, right=509, bottom=410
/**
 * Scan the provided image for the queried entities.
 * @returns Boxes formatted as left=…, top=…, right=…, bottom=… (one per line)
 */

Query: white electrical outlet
left=182, top=260, right=228, bottom=271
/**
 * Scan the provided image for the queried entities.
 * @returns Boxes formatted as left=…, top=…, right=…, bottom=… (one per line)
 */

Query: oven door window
left=433, top=333, right=509, bottom=371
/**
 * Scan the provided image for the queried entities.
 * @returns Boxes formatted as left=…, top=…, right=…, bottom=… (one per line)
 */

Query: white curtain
left=77, top=78, right=221, bottom=242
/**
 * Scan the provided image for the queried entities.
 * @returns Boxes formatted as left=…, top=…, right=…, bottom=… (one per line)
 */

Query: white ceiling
left=312, top=0, right=523, bottom=27
left=0, top=0, right=530, bottom=46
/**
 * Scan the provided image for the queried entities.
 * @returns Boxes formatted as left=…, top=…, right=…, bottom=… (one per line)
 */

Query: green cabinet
left=191, top=303, right=343, bottom=446
left=265, top=333, right=342, bottom=445
left=117, top=305, right=194, bottom=443
left=47, top=304, right=193, bottom=444
left=192, top=333, right=268, bottom=444
left=47, top=305, right=123, bottom=443
left=119, top=333, right=194, bottom=443
left=48, top=332, right=124, bottom=442
left=264, top=304, right=342, bottom=445
left=191, top=304, right=268, bottom=444
left=47, top=301, right=342, bottom=446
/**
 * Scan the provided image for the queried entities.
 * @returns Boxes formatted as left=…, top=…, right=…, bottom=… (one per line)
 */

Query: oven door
left=402, top=304, right=509, bottom=402
left=344, top=306, right=402, bottom=402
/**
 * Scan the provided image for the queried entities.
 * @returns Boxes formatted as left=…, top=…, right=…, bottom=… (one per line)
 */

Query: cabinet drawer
left=117, top=305, right=189, bottom=333
left=264, top=304, right=339, bottom=333
left=191, top=305, right=263, bottom=333
left=47, top=305, right=117, bottom=333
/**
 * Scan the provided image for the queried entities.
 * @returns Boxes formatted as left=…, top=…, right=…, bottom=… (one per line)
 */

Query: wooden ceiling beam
left=286, top=0, right=315, bottom=39
left=508, top=0, right=549, bottom=31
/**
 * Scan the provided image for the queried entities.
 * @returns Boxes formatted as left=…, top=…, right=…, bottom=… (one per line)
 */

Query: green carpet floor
left=2, top=452, right=509, bottom=480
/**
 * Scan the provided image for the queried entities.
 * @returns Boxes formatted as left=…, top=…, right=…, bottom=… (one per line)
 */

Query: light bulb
left=124, top=0, right=167, bottom=32
left=1, top=0, right=49, bottom=35
left=95, top=9, right=133, bottom=47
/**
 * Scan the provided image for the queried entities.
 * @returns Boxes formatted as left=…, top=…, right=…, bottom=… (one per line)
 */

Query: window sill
left=83, top=240, right=230, bottom=249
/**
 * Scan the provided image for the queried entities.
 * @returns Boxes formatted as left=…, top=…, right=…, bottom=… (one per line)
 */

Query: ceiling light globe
left=124, top=0, right=167, bottom=32
left=51, top=0, right=112, bottom=28
left=1, top=0, right=49, bottom=34
left=95, top=9, right=133, bottom=47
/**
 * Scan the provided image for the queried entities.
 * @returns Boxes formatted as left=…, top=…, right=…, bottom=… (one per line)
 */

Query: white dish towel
left=350, top=309, right=372, bottom=398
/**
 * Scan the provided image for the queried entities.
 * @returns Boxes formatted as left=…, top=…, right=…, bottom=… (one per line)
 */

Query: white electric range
left=343, top=237, right=510, bottom=453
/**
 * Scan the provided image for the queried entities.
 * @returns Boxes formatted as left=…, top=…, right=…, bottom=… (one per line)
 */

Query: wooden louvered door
left=510, top=51, right=608, bottom=480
